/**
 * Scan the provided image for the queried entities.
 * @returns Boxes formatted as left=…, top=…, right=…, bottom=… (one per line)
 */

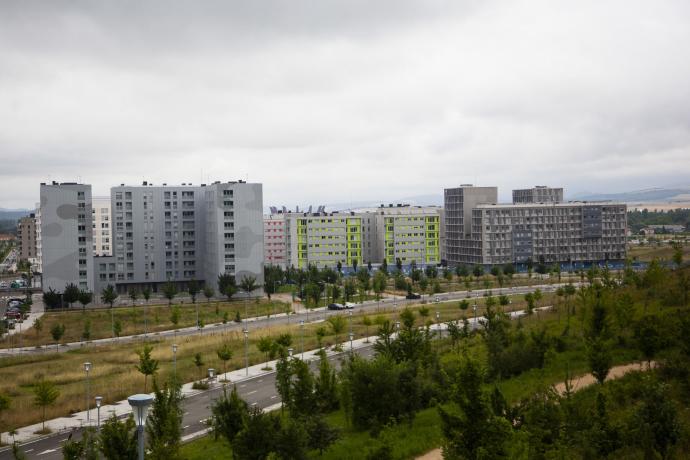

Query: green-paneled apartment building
left=280, top=204, right=442, bottom=270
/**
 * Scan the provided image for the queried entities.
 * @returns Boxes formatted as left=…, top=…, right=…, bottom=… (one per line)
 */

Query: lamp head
left=288, top=347, right=293, bottom=357
left=95, top=396, right=103, bottom=408
left=127, top=394, right=154, bottom=428
left=84, top=362, right=92, bottom=373
left=172, top=344, right=178, bottom=353
left=208, top=368, right=215, bottom=379
left=243, top=329, right=248, bottom=338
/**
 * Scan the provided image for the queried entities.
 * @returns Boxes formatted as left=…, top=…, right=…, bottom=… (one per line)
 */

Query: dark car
left=327, top=303, right=344, bottom=310
left=405, top=293, right=421, bottom=300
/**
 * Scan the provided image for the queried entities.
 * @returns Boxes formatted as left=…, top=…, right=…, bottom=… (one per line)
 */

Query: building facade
left=285, top=212, right=363, bottom=270
left=512, top=186, right=564, bottom=204
left=264, top=214, right=287, bottom=268
left=17, top=214, right=37, bottom=261
left=444, top=185, right=627, bottom=267
left=92, top=196, right=112, bottom=256
left=40, top=182, right=94, bottom=292
left=92, top=181, right=263, bottom=295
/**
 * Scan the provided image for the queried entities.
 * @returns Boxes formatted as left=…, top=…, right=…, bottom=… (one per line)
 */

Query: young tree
left=63, top=283, right=80, bottom=309
left=314, top=349, right=339, bottom=413
left=216, top=343, right=233, bottom=377
left=136, top=344, right=160, bottom=392
left=210, top=385, right=248, bottom=446
left=288, top=359, right=317, bottom=417
left=33, top=317, right=43, bottom=338
left=42, top=287, right=62, bottom=310
left=101, top=284, right=118, bottom=339
left=113, top=319, right=122, bottom=338
left=306, top=416, right=340, bottom=455
left=62, top=426, right=98, bottom=460
left=50, top=323, right=65, bottom=352
left=82, top=319, right=91, bottom=342
left=203, top=286, right=214, bottom=305
left=362, top=316, right=373, bottom=342
left=372, top=271, right=387, bottom=301
left=142, top=287, right=151, bottom=305
left=327, top=315, right=346, bottom=349
left=33, top=378, right=60, bottom=432
left=99, top=414, right=138, bottom=460
left=170, top=305, right=181, bottom=332
left=634, top=316, right=663, bottom=368
left=218, top=274, right=238, bottom=302
left=146, top=381, right=184, bottom=460
left=232, top=407, right=281, bottom=460
left=257, top=336, right=273, bottom=365
left=275, top=353, right=293, bottom=412
left=239, top=275, right=260, bottom=319
left=187, top=280, right=200, bottom=304
left=128, top=288, right=139, bottom=308
left=162, top=281, right=177, bottom=308
left=587, top=337, right=612, bottom=385
left=438, top=358, right=511, bottom=459
left=193, top=353, right=204, bottom=382
left=78, top=290, right=93, bottom=311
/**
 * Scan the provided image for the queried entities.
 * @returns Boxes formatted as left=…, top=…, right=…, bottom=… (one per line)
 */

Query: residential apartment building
left=444, top=185, right=627, bottom=267
left=282, top=205, right=442, bottom=270
left=264, top=214, right=287, bottom=268
left=17, top=213, right=38, bottom=261
left=365, top=205, right=442, bottom=266
left=285, top=212, right=363, bottom=270
left=92, top=180, right=263, bottom=295
left=92, top=196, right=112, bottom=256
left=512, top=186, right=563, bottom=204
left=40, top=182, right=94, bottom=292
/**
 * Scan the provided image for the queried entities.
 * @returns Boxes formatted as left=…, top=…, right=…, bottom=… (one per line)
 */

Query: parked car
left=0, top=282, right=7, bottom=289
left=327, top=303, right=344, bottom=310
left=344, top=302, right=356, bottom=309
left=406, top=293, right=421, bottom=300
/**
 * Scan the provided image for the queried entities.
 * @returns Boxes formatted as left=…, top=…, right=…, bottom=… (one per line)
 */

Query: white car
left=344, top=302, right=356, bottom=309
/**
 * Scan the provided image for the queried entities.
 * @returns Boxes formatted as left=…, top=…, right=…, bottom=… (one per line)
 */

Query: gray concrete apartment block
left=512, top=186, right=564, bottom=204
left=40, top=182, right=94, bottom=292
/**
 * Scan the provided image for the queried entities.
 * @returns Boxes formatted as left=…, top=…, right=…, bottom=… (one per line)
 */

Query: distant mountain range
left=0, top=208, right=31, bottom=221
left=568, top=187, right=690, bottom=203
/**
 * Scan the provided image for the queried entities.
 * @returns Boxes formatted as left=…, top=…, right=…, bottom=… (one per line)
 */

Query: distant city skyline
left=1, top=1, right=690, bottom=208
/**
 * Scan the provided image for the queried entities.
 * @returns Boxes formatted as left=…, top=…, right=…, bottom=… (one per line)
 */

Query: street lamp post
left=128, top=394, right=154, bottom=460
left=288, top=347, right=294, bottom=358
left=83, top=362, right=92, bottom=423
left=436, top=311, right=440, bottom=338
left=348, top=310, right=353, bottom=336
left=395, top=320, right=400, bottom=336
left=349, top=332, right=354, bottom=353
left=172, top=344, right=178, bottom=380
left=243, top=329, right=249, bottom=376
left=299, top=320, right=305, bottom=360
left=473, top=304, right=477, bottom=325
left=95, top=396, right=102, bottom=430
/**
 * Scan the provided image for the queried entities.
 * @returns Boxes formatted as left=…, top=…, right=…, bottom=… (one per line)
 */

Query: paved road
left=0, top=345, right=376, bottom=460
left=0, top=282, right=571, bottom=356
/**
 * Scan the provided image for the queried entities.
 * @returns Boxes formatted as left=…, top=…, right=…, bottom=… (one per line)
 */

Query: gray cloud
left=1, top=0, right=690, bottom=208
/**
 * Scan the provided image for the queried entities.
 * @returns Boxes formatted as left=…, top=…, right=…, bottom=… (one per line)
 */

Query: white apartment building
left=92, top=196, right=112, bottom=256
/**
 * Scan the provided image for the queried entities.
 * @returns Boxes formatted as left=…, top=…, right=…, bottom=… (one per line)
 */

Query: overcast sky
left=1, top=0, right=689, bottom=209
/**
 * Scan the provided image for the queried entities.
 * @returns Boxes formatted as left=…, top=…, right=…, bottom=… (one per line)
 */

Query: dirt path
left=416, top=361, right=654, bottom=460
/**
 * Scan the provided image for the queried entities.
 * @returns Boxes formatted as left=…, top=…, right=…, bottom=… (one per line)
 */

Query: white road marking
left=183, top=425, right=190, bottom=429
left=247, top=390, right=257, bottom=395
left=37, top=449, right=58, bottom=455
left=270, top=395, right=277, bottom=399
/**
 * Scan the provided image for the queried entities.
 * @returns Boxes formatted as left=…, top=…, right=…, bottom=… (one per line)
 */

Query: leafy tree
left=218, top=273, right=238, bottom=301
left=473, top=265, right=484, bottom=279
left=33, top=317, right=43, bottom=338
left=113, top=319, right=122, bottom=338
left=343, top=279, right=356, bottom=302
left=62, top=426, right=99, bottom=460
left=257, top=336, right=274, bottom=365
left=439, top=358, right=511, bottom=459
left=78, top=290, right=93, bottom=311
left=101, top=284, right=118, bottom=308
left=459, top=299, right=469, bottom=311
left=306, top=416, right=340, bottom=455
left=372, top=271, right=387, bottom=300
left=499, top=295, right=509, bottom=307
left=187, top=280, right=200, bottom=304
left=626, top=379, right=681, bottom=458
left=99, top=414, right=138, bottom=460
left=50, top=323, right=65, bottom=351
left=274, top=417, right=309, bottom=460
left=210, top=385, right=248, bottom=445
left=82, top=319, right=92, bottom=342
left=136, top=344, right=160, bottom=392
left=146, top=381, right=184, bottom=460
left=43, top=287, right=62, bottom=310
left=327, top=315, right=346, bottom=349
left=314, top=349, right=339, bottom=413
left=128, top=288, right=138, bottom=307
left=315, top=327, right=327, bottom=348
left=203, top=286, right=214, bottom=304
left=162, top=281, right=177, bottom=308
left=288, top=358, right=317, bottom=417
left=232, top=407, right=281, bottom=460
left=193, top=353, right=205, bottom=381
left=33, top=378, right=60, bottom=431
left=216, top=343, right=233, bottom=377
left=362, top=315, right=372, bottom=342
left=63, top=283, right=80, bottom=308
left=587, top=337, right=612, bottom=385
left=142, top=287, right=151, bottom=304
left=634, top=315, right=663, bottom=368
left=170, top=306, right=181, bottom=331
left=275, top=353, right=293, bottom=412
